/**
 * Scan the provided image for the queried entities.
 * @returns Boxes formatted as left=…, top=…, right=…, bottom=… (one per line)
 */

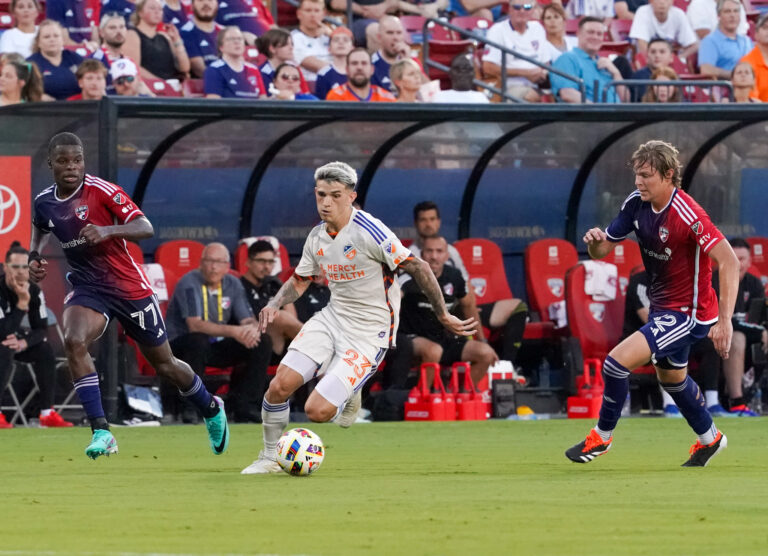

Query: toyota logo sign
left=0, top=156, right=32, bottom=259
left=0, top=184, right=21, bottom=235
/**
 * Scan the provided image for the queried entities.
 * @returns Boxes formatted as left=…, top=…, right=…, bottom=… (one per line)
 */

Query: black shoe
left=681, top=431, right=727, bottom=467
left=565, top=429, right=612, bottom=463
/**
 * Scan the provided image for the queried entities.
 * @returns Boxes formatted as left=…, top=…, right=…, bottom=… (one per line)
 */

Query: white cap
left=110, top=58, right=138, bottom=81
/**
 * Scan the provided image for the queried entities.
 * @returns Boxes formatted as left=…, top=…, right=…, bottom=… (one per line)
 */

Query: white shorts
left=282, top=311, right=387, bottom=407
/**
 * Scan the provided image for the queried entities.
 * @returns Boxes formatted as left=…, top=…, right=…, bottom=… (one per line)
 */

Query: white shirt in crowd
left=565, top=0, right=615, bottom=19
left=432, top=89, right=490, bottom=103
left=290, top=29, right=331, bottom=81
left=0, top=27, right=38, bottom=58
left=629, top=5, right=698, bottom=47
left=540, top=34, right=578, bottom=64
left=687, top=0, right=748, bottom=36
left=482, top=20, right=548, bottom=88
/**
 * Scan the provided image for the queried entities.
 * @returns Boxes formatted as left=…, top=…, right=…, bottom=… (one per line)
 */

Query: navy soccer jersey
left=203, top=59, right=265, bottom=98
left=216, top=0, right=269, bottom=36
left=28, top=50, right=83, bottom=100
left=33, top=174, right=153, bottom=300
left=371, top=51, right=392, bottom=91
left=46, top=0, right=97, bottom=43
left=606, top=188, right=724, bottom=323
left=314, top=64, right=346, bottom=99
left=180, top=21, right=220, bottom=67
left=163, top=4, right=188, bottom=25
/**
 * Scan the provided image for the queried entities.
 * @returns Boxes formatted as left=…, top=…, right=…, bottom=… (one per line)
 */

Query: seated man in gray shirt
left=165, top=242, right=272, bottom=423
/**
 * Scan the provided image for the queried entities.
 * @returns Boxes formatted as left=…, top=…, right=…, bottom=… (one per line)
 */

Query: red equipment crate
left=404, top=363, right=455, bottom=421
left=567, top=358, right=604, bottom=419
left=449, top=362, right=486, bottom=421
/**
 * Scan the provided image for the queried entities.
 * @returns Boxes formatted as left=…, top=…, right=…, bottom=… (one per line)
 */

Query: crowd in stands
left=0, top=0, right=766, bottom=104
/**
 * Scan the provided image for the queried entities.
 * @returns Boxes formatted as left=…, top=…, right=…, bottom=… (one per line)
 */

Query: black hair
left=48, top=132, right=83, bottom=157
left=578, top=16, right=604, bottom=29
left=413, top=200, right=440, bottom=222
left=5, top=240, right=28, bottom=262
left=247, top=240, right=275, bottom=258
left=729, top=238, right=750, bottom=250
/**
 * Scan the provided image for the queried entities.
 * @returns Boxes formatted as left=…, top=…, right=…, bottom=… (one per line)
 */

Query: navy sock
left=180, top=374, right=218, bottom=418
left=661, top=376, right=713, bottom=435
left=597, top=356, right=630, bottom=432
left=73, top=372, right=109, bottom=431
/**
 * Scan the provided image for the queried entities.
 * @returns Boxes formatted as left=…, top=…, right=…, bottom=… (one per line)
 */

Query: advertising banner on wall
left=0, top=157, right=32, bottom=258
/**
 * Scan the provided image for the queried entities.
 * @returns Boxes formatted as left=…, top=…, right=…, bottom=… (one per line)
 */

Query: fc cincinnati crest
left=343, top=244, right=356, bottom=260
left=112, top=193, right=126, bottom=205
left=75, top=205, right=89, bottom=220
left=659, top=226, right=669, bottom=243
left=385, top=241, right=396, bottom=255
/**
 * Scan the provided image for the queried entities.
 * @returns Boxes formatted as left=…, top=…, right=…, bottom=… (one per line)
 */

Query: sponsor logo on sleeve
left=691, top=221, right=703, bottom=235
left=113, top=192, right=126, bottom=205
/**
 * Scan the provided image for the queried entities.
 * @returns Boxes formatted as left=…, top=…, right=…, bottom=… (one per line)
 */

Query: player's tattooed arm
left=258, top=274, right=311, bottom=334
left=400, top=257, right=477, bottom=337
left=80, top=216, right=153, bottom=245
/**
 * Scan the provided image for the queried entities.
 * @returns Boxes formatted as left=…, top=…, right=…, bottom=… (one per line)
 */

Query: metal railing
left=602, top=79, right=735, bottom=103
left=421, top=17, right=586, bottom=103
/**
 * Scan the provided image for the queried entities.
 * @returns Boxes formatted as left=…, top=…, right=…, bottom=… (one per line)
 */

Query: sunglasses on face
left=7, top=264, right=29, bottom=269
left=511, top=3, right=533, bottom=10
left=279, top=74, right=300, bottom=82
left=115, top=75, right=135, bottom=85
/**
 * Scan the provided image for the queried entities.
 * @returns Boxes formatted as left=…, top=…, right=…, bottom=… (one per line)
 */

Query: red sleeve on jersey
left=676, top=191, right=724, bottom=254
left=88, top=175, right=145, bottom=225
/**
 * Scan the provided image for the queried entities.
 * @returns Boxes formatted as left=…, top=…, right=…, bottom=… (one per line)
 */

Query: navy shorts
left=64, top=287, right=167, bottom=347
left=639, top=310, right=711, bottom=369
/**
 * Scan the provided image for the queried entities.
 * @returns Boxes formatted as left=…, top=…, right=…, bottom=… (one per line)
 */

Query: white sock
left=40, top=408, right=53, bottom=417
left=705, top=390, right=720, bottom=408
left=697, top=423, right=719, bottom=446
left=594, top=426, right=613, bottom=442
left=660, top=388, right=676, bottom=407
left=261, top=400, right=289, bottom=459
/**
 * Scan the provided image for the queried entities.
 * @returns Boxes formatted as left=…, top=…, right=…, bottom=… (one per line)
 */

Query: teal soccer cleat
left=85, top=429, right=118, bottom=460
left=204, top=396, right=229, bottom=455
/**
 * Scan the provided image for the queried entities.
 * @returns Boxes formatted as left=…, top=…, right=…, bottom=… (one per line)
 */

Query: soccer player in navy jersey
left=565, top=140, right=740, bottom=467
left=29, top=132, right=229, bottom=460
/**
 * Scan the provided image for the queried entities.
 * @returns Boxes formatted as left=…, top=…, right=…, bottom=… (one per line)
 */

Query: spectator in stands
left=100, top=0, right=137, bottom=23
left=740, top=13, right=768, bottom=102
left=0, top=54, right=43, bottom=105
left=165, top=242, right=272, bottom=423
left=390, top=58, right=424, bottom=101
left=615, top=0, right=648, bottom=20
left=482, top=1, right=549, bottom=102
left=446, top=0, right=502, bottom=23
left=315, top=26, right=353, bottom=99
left=432, top=52, right=489, bottom=103
left=328, top=0, right=396, bottom=48
left=27, top=19, right=83, bottom=100
left=291, top=0, right=332, bottom=81
left=180, top=0, right=221, bottom=78
left=399, top=236, right=498, bottom=386
left=396, top=0, right=448, bottom=18
left=293, top=274, right=330, bottom=323
left=630, top=37, right=674, bottom=100
left=110, top=57, right=153, bottom=96
left=123, top=0, right=191, bottom=81
left=204, top=25, right=267, bottom=98
left=641, top=66, right=681, bottom=101
left=629, top=0, right=698, bottom=57
left=0, top=242, right=73, bottom=428
left=215, top=0, right=272, bottom=45
left=325, top=47, right=396, bottom=100
left=687, top=0, right=748, bottom=40
left=240, top=240, right=303, bottom=358
left=269, top=62, right=319, bottom=99
left=68, top=58, right=107, bottom=100
left=410, top=201, right=528, bottom=366
left=540, top=3, right=577, bottom=63
left=550, top=16, right=626, bottom=103
left=91, top=12, right=129, bottom=77
left=728, top=61, right=760, bottom=102
left=565, top=0, right=615, bottom=20
left=0, top=0, right=41, bottom=58
left=697, top=0, right=752, bottom=80
left=256, top=28, right=300, bottom=93
left=370, top=16, right=411, bottom=91
left=163, top=0, right=189, bottom=26
left=45, top=0, right=97, bottom=45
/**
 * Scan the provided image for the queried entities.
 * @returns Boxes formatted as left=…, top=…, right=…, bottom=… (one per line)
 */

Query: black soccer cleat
left=681, top=431, right=727, bottom=467
left=565, top=429, right=612, bottom=463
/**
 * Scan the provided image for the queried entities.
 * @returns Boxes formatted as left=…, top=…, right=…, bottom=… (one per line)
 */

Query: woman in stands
left=390, top=58, right=424, bottom=102
left=641, top=67, right=681, bottom=102
left=26, top=20, right=83, bottom=100
left=269, top=62, right=317, bottom=100
left=0, top=53, right=43, bottom=105
left=727, top=62, right=761, bottom=103
left=256, top=28, right=307, bottom=94
left=540, top=3, right=576, bottom=63
left=204, top=26, right=266, bottom=98
left=123, top=0, right=190, bottom=81
left=0, top=0, right=41, bottom=58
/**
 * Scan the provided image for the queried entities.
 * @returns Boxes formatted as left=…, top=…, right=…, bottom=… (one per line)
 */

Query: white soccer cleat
left=241, top=450, right=282, bottom=474
left=336, top=390, right=362, bottom=429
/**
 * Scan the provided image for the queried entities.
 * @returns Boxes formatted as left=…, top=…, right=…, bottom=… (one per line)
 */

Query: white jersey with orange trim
left=294, top=208, right=411, bottom=348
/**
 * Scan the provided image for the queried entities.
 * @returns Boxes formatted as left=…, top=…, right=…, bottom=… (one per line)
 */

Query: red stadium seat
left=0, top=13, right=12, bottom=29
left=609, top=19, right=632, bottom=42
left=425, top=39, right=473, bottom=88
left=276, top=0, right=298, bottom=27
left=154, top=239, right=205, bottom=296
left=182, top=78, right=205, bottom=97
left=450, top=15, right=491, bottom=35
left=600, top=239, right=642, bottom=298
left=234, top=236, right=291, bottom=277
left=400, top=14, right=427, bottom=42
left=145, top=78, right=183, bottom=97
left=565, top=19, right=580, bottom=36
left=747, top=237, right=768, bottom=295
left=453, top=238, right=512, bottom=305
left=565, top=262, right=624, bottom=361
left=524, top=238, right=579, bottom=320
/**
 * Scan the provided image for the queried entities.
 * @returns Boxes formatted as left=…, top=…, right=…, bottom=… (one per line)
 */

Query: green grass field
left=1, top=418, right=767, bottom=556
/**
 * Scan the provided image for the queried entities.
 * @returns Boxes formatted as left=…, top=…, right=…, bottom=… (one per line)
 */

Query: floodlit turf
left=1, top=418, right=767, bottom=556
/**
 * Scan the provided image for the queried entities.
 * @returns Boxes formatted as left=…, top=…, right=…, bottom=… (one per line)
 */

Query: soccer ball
left=276, top=428, right=325, bottom=476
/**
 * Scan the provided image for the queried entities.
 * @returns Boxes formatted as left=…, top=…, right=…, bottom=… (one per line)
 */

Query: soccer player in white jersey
left=241, top=162, right=477, bottom=474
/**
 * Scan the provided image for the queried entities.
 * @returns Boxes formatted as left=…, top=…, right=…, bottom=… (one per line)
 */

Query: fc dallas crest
left=659, top=226, right=669, bottom=243
left=75, top=205, right=88, bottom=220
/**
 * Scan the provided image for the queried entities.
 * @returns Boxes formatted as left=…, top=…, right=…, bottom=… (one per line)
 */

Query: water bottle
left=537, top=358, right=550, bottom=389
left=753, top=385, right=763, bottom=415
